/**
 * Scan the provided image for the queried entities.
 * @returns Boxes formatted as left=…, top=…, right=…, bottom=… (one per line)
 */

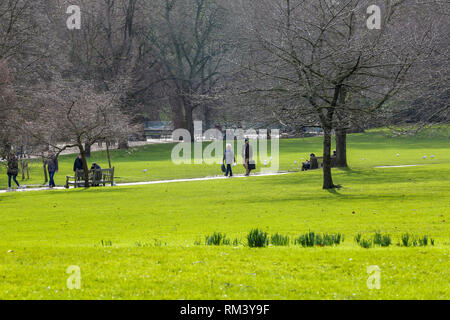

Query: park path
left=0, top=171, right=291, bottom=194
left=374, top=164, right=427, bottom=168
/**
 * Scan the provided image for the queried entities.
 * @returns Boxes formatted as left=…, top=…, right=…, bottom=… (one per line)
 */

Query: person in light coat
left=223, top=144, right=236, bottom=177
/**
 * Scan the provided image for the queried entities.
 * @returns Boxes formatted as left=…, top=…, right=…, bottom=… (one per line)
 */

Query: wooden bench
left=65, top=167, right=115, bottom=188
left=310, top=156, right=323, bottom=169
left=310, top=156, right=337, bottom=169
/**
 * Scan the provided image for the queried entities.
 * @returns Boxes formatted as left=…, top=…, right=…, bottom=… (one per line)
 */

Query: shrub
left=247, top=229, right=269, bottom=248
left=419, top=235, right=428, bottom=246
left=135, top=239, right=164, bottom=247
left=322, top=233, right=344, bottom=246
left=271, top=233, right=290, bottom=246
left=205, top=232, right=230, bottom=246
left=355, top=232, right=391, bottom=248
left=294, top=232, right=343, bottom=247
left=359, top=238, right=372, bottom=248
left=401, top=233, right=411, bottom=247
left=401, top=233, right=435, bottom=247
left=232, top=238, right=240, bottom=246
left=294, top=232, right=315, bottom=247
left=100, top=240, right=112, bottom=247
left=135, top=241, right=150, bottom=247
left=373, top=232, right=391, bottom=247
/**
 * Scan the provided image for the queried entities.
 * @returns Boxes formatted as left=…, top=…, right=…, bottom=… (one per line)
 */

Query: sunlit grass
left=0, top=128, right=448, bottom=299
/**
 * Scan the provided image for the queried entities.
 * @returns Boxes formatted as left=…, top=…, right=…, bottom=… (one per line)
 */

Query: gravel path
left=374, top=164, right=427, bottom=168
left=0, top=171, right=292, bottom=194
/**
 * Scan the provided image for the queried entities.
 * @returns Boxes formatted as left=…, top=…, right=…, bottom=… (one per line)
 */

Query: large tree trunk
left=78, top=143, right=90, bottom=188
left=84, top=143, right=91, bottom=157
left=322, top=126, right=335, bottom=189
left=334, top=85, right=348, bottom=168
left=1, top=142, right=11, bottom=159
left=106, top=142, right=112, bottom=169
left=335, top=128, right=348, bottom=167
left=171, top=97, right=185, bottom=130
left=118, top=137, right=129, bottom=149
left=42, top=157, right=48, bottom=183
left=203, top=105, right=212, bottom=130
left=184, top=105, right=195, bottom=142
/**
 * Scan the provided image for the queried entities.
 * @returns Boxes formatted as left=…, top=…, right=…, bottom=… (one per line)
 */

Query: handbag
left=248, top=160, right=256, bottom=171
left=221, top=164, right=226, bottom=172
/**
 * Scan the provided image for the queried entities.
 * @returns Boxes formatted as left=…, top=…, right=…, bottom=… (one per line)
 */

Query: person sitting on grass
left=302, top=160, right=311, bottom=171
left=6, top=152, right=22, bottom=191
left=223, top=144, right=236, bottom=177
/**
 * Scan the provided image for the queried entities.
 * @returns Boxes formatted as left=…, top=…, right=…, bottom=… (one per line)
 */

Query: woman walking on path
left=223, top=144, right=235, bottom=177
left=6, top=153, right=21, bottom=191
left=47, top=152, right=59, bottom=188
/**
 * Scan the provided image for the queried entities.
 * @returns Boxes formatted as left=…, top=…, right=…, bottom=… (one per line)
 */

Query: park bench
left=310, top=156, right=323, bottom=169
left=309, top=155, right=337, bottom=169
left=65, top=167, right=115, bottom=188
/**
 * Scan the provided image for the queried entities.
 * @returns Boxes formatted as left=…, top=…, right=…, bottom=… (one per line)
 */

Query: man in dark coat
left=241, top=138, right=253, bottom=176
left=73, top=154, right=83, bottom=172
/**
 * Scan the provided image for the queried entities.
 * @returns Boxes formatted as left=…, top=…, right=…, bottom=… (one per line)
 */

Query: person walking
left=6, top=152, right=21, bottom=191
left=223, top=144, right=235, bottom=177
left=242, top=138, right=253, bottom=176
left=47, top=152, right=58, bottom=188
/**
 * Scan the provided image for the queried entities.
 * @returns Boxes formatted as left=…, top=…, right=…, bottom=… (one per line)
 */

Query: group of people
left=222, top=138, right=254, bottom=177
left=6, top=140, right=253, bottom=190
left=4, top=152, right=102, bottom=190
left=73, top=153, right=101, bottom=172
left=4, top=151, right=58, bottom=190
left=5, top=153, right=24, bottom=191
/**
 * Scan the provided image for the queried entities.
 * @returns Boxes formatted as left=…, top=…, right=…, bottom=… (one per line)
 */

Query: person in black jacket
left=90, top=162, right=101, bottom=170
left=73, top=154, right=83, bottom=172
left=46, top=152, right=58, bottom=188
left=241, top=138, right=253, bottom=176
left=90, top=162, right=102, bottom=186
left=6, top=152, right=21, bottom=190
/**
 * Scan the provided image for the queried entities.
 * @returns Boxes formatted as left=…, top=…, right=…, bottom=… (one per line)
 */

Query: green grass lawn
left=1, top=126, right=449, bottom=189
left=0, top=127, right=449, bottom=299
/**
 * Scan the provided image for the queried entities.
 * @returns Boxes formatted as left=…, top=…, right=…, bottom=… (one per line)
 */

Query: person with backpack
left=223, top=144, right=236, bottom=177
left=6, top=152, right=21, bottom=191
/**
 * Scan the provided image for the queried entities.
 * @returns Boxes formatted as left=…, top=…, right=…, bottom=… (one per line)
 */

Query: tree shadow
left=326, top=187, right=343, bottom=196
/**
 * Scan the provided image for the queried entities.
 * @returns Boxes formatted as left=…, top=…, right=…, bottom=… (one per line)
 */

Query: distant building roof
left=144, top=121, right=173, bottom=131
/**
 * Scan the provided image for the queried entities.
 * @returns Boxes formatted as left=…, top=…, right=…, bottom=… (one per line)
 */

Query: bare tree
left=23, top=79, right=134, bottom=187
left=237, top=0, right=445, bottom=188
left=142, top=0, right=231, bottom=138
